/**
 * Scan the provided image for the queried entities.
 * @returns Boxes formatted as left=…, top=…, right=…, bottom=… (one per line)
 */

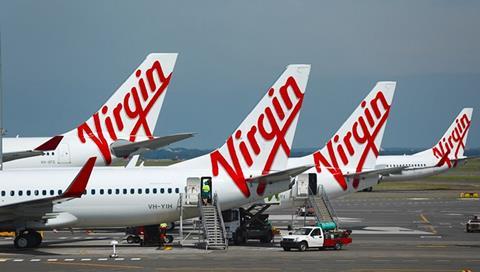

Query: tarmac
left=0, top=190, right=478, bottom=271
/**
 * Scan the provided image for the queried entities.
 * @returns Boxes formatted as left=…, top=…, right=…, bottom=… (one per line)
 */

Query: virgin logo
left=433, top=114, right=471, bottom=168
left=210, top=77, right=304, bottom=198
left=313, top=91, right=391, bottom=191
left=77, top=61, right=172, bottom=164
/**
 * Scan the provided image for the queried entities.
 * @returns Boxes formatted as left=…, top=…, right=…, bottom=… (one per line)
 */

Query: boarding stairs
left=307, top=185, right=338, bottom=227
left=199, top=193, right=228, bottom=250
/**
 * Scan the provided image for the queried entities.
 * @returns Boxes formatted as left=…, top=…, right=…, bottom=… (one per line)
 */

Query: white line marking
left=13, top=259, right=24, bottom=262
left=0, top=259, right=8, bottom=262
left=98, top=258, right=108, bottom=261
left=64, top=259, right=75, bottom=262
left=130, top=258, right=141, bottom=261
left=420, top=235, right=442, bottom=239
left=47, top=259, right=58, bottom=262
left=114, top=258, right=125, bottom=261
left=81, top=258, right=91, bottom=261
left=58, top=237, right=68, bottom=240
left=30, top=259, right=41, bottom=262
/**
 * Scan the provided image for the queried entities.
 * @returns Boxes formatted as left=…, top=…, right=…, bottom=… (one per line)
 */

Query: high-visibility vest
left=202, top=184, right=210, bottom=193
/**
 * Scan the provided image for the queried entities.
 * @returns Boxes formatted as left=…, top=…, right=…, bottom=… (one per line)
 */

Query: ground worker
left=159, top=223, right=168, bottom=246
left=202, top=181, right=211, bottom=205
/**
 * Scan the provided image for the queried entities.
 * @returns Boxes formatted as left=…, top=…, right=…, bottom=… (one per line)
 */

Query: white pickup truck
left=280, top=226, right=352, bottom=251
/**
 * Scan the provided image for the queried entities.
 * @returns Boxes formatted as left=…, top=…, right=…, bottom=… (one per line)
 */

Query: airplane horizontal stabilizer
left=110, top=133, right=195, bottom=158
left=246, top=165, right=313, bottom=184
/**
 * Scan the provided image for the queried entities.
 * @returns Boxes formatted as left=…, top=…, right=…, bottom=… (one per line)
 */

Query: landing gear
left=14, top=229, right=42, bottom=249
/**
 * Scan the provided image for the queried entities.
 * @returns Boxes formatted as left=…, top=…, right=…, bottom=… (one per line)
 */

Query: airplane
left=0, top=64, right=312, bottom=248
left=266, top=81, right=397, bottom=207
left=375, top=108, right=474, bottom=182
left=2, top=53, right=194, bottom=168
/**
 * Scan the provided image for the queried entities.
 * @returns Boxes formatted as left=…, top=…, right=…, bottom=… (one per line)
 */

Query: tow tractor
left=222, top=206, right=274, bottom=245
left=280, top=226, right=352, bottom=251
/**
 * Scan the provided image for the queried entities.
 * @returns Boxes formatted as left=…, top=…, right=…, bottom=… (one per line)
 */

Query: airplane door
left=296, top=174, right=309, bottom=197
left=57, top=144, right=71, bottom=164
left=308, top=173, right=317, bottom=195
left=186, top=177, right=200, bottom=205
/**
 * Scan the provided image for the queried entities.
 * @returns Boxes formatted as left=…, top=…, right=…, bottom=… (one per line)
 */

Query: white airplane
left=2, top=53, right=194, bottom=168
left=0, top=64, right=312, bottom=248
left=267, top=81, right=397, bottom=207
left=376, top=108, right=473, bottom=182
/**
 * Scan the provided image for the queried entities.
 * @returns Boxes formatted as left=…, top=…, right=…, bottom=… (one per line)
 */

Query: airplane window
left=91, top=189, right=96, bottom=195
left=168, top=188, right=172, bottom=194
left=160, top=188, right=165, bottom=194
left=19, top=191, right=23, bottom=196
left=175, top=188, right=179, bottom=194
left=35, top=190, right=39, bottom=196
left=130, top=188, right=135, bottom=194
left=100, top=189, right=105, bottom=195
left=153, top=188, right=157, bottom=194
left=26, top=190, right=31, bottom=196
left=58, top=190, right=62, bottom=195
left=46, top=152, right=49, bottom=155
left=138, top=189, right=142, bottom=194
left=10, top=191, right=14, bottom=196
left=42, top=190, right=47, bottom=196
left=145, top=188, right=150, bottom=194
left=1, top=191, right=5, bottom=197
left=52, top=152, right=55, bottom=155
left=108, top=189, right=112, bottom=195
left=115, top=189, right=120, bottom=195
left=83, top=190, right=87, bottom=195
left=50, top=190, right=54, bottom=196
left=123, top=189, right=127, bottom=194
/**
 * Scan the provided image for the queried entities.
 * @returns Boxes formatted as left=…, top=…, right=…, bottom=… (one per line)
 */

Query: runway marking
left=419, top=236, right=442, bottom=239
left=0, top=258, right=8, bottom=262
left=420, top=214, right=430, bottom=224
left=64, top=258, right=75, bottom=261
left=47, top=261, right=143, bottom=269
left=419, top=214, right=438, bottom=234
left=30, top=259, right=41, bottom=262
left=97, top=258, right=108, bottom=261
left=81, top=258, right=91, bottom=261
left=47, top=258, right=58, bottom=262
left=58, top=237, right=68, bottom=240
left=114, top=258, right=125, bottom=261
left=130, top=258, right=141, bottom=261
left=13, top=259, right=24, bottom=262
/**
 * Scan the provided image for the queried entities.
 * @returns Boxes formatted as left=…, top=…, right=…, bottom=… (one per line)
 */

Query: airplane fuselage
left=0, top=165, right=290, bottom=230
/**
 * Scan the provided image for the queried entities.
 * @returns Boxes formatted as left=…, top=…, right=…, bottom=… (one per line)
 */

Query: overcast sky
left=0, top=0, right=478, bottom=149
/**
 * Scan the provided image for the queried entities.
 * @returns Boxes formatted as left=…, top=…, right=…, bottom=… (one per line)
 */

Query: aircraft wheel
left=30, top=231, right=42, bottom=247
left=126, top=235, right=135, bottom=244
left=14, top=235, right=30, bottom=249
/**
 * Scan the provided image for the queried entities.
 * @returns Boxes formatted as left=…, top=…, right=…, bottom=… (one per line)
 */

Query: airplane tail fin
left=66, top=53, right=178, bottom=142
left=174, top=64, right=311, bottom=197
left=317, top=82, right=396, bottom=168
left=415, top=108, right=473, bottom=164
left=304, top=81, right=396, bottom=190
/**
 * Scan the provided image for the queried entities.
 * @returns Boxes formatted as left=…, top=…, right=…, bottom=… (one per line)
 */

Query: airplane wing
left=343, top=166, right=406, bottom=179
left=2, top=136, right=63, bottom=163
left=0, top=157, right=96, bottom=222
left=246, top=165, right=313, bottom=184
left=110, top=133, right=195, bottom=158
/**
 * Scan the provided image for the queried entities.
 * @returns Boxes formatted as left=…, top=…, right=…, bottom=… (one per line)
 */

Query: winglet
left=62, top=157, right=97, bottom=198
left=34, top=136, right=64, bottom=151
